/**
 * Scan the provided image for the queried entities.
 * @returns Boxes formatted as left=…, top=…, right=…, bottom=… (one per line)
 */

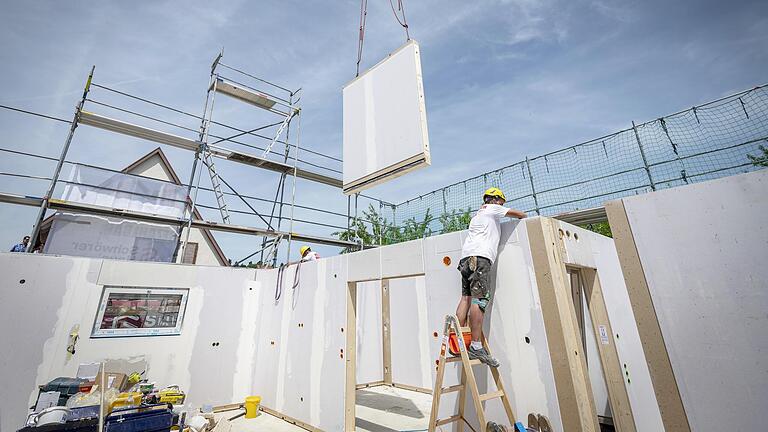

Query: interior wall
left=2, top=214, right=655, bottom=432
left=611, top=169, right=768, bottom=431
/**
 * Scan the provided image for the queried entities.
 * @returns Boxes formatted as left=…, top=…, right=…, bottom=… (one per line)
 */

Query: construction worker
left=299, top=246, right=320, bottom=262
left=456, top=187, right=526, bottom=367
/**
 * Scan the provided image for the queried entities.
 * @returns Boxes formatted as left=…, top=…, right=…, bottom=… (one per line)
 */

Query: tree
left=580, top=221, right=612, bottom=238
left=748, top=145, right=768, bottom=167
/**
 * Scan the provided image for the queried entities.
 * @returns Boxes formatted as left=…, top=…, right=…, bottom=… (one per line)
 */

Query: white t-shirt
left=302, top=251, right=320, bottom=262
left=460, top=204, right=509, bottom=264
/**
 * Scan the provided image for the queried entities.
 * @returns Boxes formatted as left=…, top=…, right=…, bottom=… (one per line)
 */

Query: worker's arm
left=505, top=208, right=527, bottom=219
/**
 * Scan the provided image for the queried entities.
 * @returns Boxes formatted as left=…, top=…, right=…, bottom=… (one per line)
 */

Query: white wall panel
left=620, top=169, right=768, bottom=431
left=342, top=40, right=430, bottom=194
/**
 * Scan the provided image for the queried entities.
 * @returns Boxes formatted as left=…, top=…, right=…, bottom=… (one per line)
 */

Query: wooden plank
left=391, top=382, right=433, bottom=394
left=259, top=405, right=324, bottom=432
left=345, top=282, right=357, bottom=431
left=581, top=268, right=637, bottom=432
left=479, top=390, right=505, bottom=402
left=440, top=384, right=465, bottom=394
left=527, top=217, right=600, bottom=432
left=381, top=279, right=393, bottom=385
left=436, top=415, right=462, bottom=426
left=605, top=200, right=691, bottom=432
left=356, top=381, right=385, bottom=390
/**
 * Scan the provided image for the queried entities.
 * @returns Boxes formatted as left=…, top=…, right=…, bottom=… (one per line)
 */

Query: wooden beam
left=605, top=200, right=691, bottom=431
left=259, top=405, right=324, bottom=432
left=581, top=268, right=637, bottom=432
left=345, top=282, right=357, bottom=431
left=381, top=279, right=393, bottom=385
left=527, top=217, right=600, bottom=432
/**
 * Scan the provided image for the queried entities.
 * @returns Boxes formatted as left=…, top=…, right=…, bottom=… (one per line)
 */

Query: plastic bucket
left=244, top=396, right=261, bottom=419
left=448, top=331, right=472, bottom=356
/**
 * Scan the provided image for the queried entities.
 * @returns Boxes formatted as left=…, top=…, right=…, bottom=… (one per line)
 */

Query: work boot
left=486, top=421, right=507, bottom=432
left=468, top=345, right=500, bottom=367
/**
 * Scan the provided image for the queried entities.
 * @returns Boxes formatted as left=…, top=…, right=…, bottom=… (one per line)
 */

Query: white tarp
left=43, top=165, right=186, bottom=262
left=343, top=40, right=430, bottom=194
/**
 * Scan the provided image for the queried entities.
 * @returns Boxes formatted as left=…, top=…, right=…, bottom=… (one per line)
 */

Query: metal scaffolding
left=7, top=61, right=374, bottom=263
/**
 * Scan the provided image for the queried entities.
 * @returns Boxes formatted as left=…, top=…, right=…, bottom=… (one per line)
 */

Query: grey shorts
left=458, top=256, right=492, bottom=311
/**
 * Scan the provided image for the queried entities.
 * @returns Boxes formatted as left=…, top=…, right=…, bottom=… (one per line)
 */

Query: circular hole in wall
left=442, top=256, right=451, bottom=266
left=341, top=327, right=344, bottom=333
left=524, top=336, right=530, bottom=344
left=334, top=274, right=337, bottom=278
left=616, top=333, right=620, bottom=339
left=300, top=397, right=303, bottom=402
left=433, top=331, right=438, bottom=338
left=19, top=279, right=26, bottom=284
left=558, top=229, right=564, bottom=239
left=566, top=230, right=571, bottom=238
left=574, top=232, right=579, bottom=241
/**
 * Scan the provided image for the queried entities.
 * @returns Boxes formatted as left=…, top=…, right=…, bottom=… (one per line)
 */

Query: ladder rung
left=446, top=356, right=481, bottom=365
left=479, top=390, right=504, bottom=402
left=436, top=415, right=462, bottom=427
left=440, top=384, right=464, bottom=394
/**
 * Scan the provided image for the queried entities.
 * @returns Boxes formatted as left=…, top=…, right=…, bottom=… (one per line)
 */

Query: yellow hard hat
left=483, top=187, right=506, bottom=201
left=299, top=246, right=311, bottom=257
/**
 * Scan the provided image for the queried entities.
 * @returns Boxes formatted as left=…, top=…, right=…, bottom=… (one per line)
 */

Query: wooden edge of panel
left=382, top=279, right=393, bottom=385
left=580, top=268, right=637, bottom=432
left=391, top=382, right=433, bottom=395
left=604, top=200, right=691, bottom=432
left=345, top=281, right=357, bottom=431
left=526, top=217, right=600, bottom=432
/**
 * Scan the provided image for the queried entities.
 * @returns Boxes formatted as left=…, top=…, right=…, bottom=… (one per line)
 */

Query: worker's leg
left=456, top=257, right=473, bottom=326
left=467, top=257, right=499, bottom=367
left=468, top=302, right=484, bottom=341
left=456, top=295, right=471, bottom=326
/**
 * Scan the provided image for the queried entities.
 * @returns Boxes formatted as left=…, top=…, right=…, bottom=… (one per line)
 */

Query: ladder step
left=479, top=390, right=505, bottom=402
left=446, top=356, right=481, bottom=365
left=440, top=384, right=464, bottom=394
left=435, top=415, right=462, bottom=427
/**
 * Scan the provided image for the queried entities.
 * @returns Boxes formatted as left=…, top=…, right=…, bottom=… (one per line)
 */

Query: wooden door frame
left=527, top=217, right=636, bottom=431
left=345, top=274, right=428, bottom=430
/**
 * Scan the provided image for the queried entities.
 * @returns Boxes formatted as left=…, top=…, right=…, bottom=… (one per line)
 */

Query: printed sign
left=598, top=325, right=610, bottom=345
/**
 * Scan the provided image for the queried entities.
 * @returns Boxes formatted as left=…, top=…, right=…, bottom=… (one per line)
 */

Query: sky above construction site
left=0, top=0, right=766, bottom=259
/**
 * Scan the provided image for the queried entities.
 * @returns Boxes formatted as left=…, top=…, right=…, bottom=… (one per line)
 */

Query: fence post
left=632, top=121, right=656, bottom=191
left=525, top=157, right=541, bottom=215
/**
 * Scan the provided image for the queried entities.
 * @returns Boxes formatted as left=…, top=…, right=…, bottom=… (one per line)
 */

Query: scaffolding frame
left=21, top=63, right=369, bottom=261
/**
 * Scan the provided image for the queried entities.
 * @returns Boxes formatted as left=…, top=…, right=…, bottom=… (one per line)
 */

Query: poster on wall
left=91, top=286, right=189, bottom=338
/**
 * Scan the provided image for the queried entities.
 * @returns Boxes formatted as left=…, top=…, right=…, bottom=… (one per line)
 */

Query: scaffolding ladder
left=429, top=315, right=526, bottom=432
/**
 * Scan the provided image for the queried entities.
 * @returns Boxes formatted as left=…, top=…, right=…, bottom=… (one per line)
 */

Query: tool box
left=105, top=405, right=174, bottom=432
left=37, top=378, right=88, bottom=407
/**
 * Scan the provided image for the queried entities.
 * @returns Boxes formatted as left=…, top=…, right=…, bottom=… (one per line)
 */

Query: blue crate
left=105, top=405, right=173, bottom=432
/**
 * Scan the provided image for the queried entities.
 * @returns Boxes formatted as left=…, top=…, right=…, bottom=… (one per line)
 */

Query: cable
left=356, top=0, right=369, bottom=77
left=388, top=0, right=411, bottom=40
left=0, top=104, right=70, bottom=123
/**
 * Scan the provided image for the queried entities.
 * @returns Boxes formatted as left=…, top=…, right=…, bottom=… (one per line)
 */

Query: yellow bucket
left=244, top=396, right=261, bottom=419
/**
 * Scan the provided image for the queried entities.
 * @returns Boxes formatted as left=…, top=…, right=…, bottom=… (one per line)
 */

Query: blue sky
left=0, top=0, right=766, bottom=261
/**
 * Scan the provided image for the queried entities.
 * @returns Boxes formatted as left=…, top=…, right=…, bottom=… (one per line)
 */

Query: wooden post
left=605, top=200, right=691, bottom=431
left=345, top=282, right=357, bottom=431
left=381, top=279, right=392, bottom=385
left=581, top=268, right=637, bottom=432
left=527, top=217, right=600, bottom=432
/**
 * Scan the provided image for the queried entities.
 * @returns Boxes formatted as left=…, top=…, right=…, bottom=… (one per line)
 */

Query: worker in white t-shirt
left=299, top=246, right=320, bottom=262
left=456, top=187, right=526, bottom=367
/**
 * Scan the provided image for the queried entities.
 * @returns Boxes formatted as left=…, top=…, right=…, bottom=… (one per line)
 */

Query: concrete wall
left=0, top=216, right=655, bottom=431
left=610, top=169, right=768, bottom=431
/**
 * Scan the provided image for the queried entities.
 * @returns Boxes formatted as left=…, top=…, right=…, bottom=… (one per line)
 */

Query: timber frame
left=605, top=200, right=691, bottom=431
left=345, top=274, right=431, bottom=430
left=527, top=217, right=637, bottom=431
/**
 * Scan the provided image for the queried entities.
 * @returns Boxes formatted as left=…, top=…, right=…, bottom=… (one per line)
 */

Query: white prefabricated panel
left=613, top=169, right=768, bottom=431
left=342, top=40, right=430, bottom=194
